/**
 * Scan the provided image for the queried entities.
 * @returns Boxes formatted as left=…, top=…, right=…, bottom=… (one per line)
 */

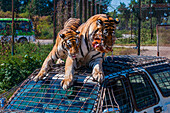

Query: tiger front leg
left=61, top=56, right=75, bottom=90
left=33, top=48, right=58, bottom=82
left=90, top=58, right=104, bottom=83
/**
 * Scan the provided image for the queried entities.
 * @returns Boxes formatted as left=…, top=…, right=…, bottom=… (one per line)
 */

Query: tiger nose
left=71, top=47, right=78, bottom=54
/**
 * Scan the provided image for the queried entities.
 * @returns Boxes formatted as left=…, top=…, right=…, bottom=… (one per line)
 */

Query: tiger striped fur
left=61, top=14, right=119, bottom=89
left=33, top=18, right=81, bottom=83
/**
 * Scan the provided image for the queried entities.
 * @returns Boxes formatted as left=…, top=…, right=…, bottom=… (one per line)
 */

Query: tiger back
left=33, top=18, right=81, bottom=82
left=78, top=14, right=119, bottom=53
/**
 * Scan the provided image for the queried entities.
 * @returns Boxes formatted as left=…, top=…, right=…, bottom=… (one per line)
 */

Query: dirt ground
left=140, top=49, right=170, bottom=59
left=115, top=45, right=170, bottom=59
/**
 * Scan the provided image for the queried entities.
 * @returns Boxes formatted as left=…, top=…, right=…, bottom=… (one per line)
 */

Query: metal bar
left=83, top=0, right=87, bottom=21
left=149, top=0, right=153, bottom=40
left=53, top=0, right=56, bottom=45
left=156, top=24, right=159, bottom=56
left=137, top=0, right=141, bottom=55
left=11, top=0, right=14, bottom=56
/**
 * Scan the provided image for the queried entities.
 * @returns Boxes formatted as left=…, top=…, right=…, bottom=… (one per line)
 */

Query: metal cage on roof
left=0, top=55, right=169, bottom=113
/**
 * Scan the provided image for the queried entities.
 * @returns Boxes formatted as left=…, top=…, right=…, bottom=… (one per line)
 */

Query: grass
left=0, top=42, right=53, bottom=64
left=106, top=47, right=137, bottom=56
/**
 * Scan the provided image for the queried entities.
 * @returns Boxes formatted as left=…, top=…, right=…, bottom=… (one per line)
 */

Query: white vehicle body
left=0, top=35, right=36, bottom=43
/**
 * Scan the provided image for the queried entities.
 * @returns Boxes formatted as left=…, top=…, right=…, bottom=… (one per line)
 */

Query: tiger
left=33, top=18, right=81, bottom=82
left=61, top=14, right=120, bottom=90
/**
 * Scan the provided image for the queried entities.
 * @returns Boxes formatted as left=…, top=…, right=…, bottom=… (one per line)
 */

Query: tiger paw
left=92, top=69, right=104, bottom=83
left=60, top=78, right=73, bottom=90
left=33, top=72, right=45, bottom=82
left=56, top=58, right=65, bottom=64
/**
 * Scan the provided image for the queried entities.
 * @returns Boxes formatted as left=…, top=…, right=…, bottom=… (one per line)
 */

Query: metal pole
left=149, top=0, right=153, bottom=40
left=131, top=12, right=133, bottom=39
left=156, top=25, right=159, bottom=56
left=137, top=0, right=141, bottom=55
left=53, top=0, right=56, bottom=45
left=11, top=0, right=14, bottom=56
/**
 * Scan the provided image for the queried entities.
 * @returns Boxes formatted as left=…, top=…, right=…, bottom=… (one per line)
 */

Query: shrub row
left=0, top=43, right=53, bottom=93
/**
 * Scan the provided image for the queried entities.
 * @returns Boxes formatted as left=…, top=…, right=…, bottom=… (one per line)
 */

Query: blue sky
left=108, top=0, right=131, bottom=12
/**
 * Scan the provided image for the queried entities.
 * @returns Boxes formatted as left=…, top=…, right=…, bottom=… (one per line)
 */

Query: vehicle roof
left=1, top=55, right=169, bottom=112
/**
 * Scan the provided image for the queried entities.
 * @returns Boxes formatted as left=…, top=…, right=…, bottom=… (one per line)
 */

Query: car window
left=128, top=72, right=159, bottom=111
left=146, top=64, right=170, bottom=97
left=101, top=76, right=133, bottom=113
left=152, top=71, right=170, bottom=97
left=0, top=22, right=6, bottom=30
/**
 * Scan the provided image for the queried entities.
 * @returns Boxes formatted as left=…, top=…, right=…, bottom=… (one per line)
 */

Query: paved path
left=34, top=39, right=53, bottom=45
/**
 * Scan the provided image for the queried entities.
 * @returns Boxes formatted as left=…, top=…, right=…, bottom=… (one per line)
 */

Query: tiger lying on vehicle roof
left=33, top=18, right=81, bottom=82
left=61, top=14, right=119, bottom=90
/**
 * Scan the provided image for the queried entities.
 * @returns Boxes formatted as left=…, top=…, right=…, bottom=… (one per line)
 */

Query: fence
left=156, top=24, right=170, bottom=56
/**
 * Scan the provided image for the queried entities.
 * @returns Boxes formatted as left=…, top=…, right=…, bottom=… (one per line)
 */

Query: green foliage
left=0, top=55, right=41, bottom=92
left=37, top=16, right=53, bottom=39
left=0, top=10, right=12, bottom=18
left=0, top=43, right=53, bottom=93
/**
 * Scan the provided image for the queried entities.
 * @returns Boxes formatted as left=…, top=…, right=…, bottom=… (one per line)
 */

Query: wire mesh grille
left=1, top=55, right=169, bottom=113
left=97, top=76, right=133, bottom=113
left=3, top=64, right=100, bottom=113
left=103, top=55, right=169, bottom=75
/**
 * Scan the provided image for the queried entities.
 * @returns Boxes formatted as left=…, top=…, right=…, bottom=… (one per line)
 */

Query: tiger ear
left=114, top=18, right=120, bottom=24
left=96, top=19, right=103, bottom=26
left=59, top=34, right=65, bottom=39
left=76, top=31, right=80, bottom=34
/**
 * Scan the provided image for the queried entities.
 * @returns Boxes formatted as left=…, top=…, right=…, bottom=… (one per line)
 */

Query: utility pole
left=53, top=0, right=56, bottom=45
left=138, top=0, right=141, bottom=55
left=11, top=0, right=14, bottom=56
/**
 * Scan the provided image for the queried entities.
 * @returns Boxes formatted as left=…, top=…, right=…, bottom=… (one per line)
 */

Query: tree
left=117, top=2, right=131, bottom=30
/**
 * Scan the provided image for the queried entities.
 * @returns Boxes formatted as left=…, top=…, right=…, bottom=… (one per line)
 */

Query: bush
left=0, top=43, right=53, bottom=93
left=0, top=55, right=41, bottom=93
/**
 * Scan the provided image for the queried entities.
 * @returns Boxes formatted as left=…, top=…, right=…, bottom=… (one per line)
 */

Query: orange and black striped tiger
left=33, top=18, right=81, bottom=82
left=61, top=14, right=119, bottom=90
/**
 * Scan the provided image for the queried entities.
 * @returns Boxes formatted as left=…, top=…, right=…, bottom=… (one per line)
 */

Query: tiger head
left=59, top=30, right=80, bottom=59
left=92, top=15, right=120, bottom=53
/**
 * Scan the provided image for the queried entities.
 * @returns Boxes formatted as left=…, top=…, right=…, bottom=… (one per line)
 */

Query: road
left=34, top=39, right=53, bottom=45
left=35, top=39, right=170, bottom=59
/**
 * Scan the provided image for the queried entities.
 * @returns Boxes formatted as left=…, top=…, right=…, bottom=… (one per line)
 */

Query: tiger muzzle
left=92, top=34, right=114, bottom=53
